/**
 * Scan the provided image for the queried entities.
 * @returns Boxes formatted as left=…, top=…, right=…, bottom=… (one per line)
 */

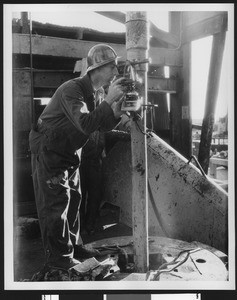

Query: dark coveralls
left=29, top=74, right=119, bottom=264
left=80, top=88, right=105, bottom=233
left=80, top=130, right=105, bottom=233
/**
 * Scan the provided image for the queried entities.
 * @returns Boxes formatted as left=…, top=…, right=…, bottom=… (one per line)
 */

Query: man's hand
left=111, top=96, right=125, bottom=119
left=105, top=77, right=125, bottom=106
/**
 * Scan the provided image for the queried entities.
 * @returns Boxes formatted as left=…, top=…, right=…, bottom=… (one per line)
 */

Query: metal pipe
left=126, top=11, right=149, bottom=273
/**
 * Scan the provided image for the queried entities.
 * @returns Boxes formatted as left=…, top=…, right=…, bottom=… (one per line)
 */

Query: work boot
left=74, top=245, right=101, bottom=259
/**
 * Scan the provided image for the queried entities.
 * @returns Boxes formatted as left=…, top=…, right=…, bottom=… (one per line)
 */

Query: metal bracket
left=187, top=155, right=207, bottom=178
left=128, top=58, right=150, bottom=66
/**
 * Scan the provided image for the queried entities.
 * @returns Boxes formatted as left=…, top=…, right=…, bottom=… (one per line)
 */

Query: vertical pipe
left=29, top=12, right=36, bottom=129
left=198, top=31, right=226, bottom=173
left=126, top=11, right=149, bottom=273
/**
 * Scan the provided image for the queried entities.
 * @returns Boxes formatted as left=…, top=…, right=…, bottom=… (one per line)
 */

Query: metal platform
left=87, top=236, right=228, bottom=281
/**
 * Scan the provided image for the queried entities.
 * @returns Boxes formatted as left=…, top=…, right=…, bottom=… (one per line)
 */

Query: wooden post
left=170, top=12, right=192, bottom=159
left=169, top=12, right=182, bottom=152
left=198, top=31, right=226, bottom=173
left=181, top=42, right=192, bottom=159
left=126, top=11, right=149, bottom=273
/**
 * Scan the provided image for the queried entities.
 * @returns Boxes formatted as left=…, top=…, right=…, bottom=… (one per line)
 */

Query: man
left=29, top=44, right=125, bottom=270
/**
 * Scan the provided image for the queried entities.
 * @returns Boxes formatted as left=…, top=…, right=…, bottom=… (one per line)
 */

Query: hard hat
left=87, top=44, right=118, bottom=73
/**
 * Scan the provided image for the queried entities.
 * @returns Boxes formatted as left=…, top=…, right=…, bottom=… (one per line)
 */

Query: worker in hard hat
left=29, top=44, right=126, bottom=271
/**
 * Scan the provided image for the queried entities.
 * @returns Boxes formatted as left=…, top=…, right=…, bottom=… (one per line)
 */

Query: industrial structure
left=11, top=10, right=230, bottom=282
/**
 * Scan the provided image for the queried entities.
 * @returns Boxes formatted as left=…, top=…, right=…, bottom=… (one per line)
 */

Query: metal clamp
left=128, top=58, right=150, bottom=66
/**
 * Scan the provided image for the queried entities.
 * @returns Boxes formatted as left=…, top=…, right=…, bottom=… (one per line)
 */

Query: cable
left=187, top=155, right=207, bottom=177
left=147, top=247, right=202, bottom=281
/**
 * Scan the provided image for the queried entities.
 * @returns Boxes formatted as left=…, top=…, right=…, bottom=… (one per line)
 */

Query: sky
left=191, top=33, right=230, bottom=121
left=9, top=4, right=233, bottom=121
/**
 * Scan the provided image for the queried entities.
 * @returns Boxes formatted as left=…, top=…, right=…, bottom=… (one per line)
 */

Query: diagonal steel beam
left=149, top=22, right=180, bottom=47
left=95, top=11, right=126, bottom=23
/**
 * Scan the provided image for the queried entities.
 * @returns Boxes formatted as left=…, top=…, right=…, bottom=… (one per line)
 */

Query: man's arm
left=60, top=80, right=124, bottom=135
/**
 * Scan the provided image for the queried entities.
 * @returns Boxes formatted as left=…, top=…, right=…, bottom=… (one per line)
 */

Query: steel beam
left=182, top=12, right=228, bottom=44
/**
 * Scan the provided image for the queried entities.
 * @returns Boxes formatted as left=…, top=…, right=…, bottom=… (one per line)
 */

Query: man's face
left=101, top=62, right=119, bottom=85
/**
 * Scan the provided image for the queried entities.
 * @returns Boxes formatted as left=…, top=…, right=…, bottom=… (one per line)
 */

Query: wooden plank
left=198, top=31, right=226, bottom=173
left=182, top=12, right=228, bottom=44
left=148, top=77, right=176, bottom=93
left=36, top=75, right=176, bottom=93
left=14, top=69, right=176, bottom=94
left=14, top=69, right=76, bottom=89
left=33, top=70, right=75, bottom=88
left=192, top=124, right=202, bottom=130
left=13, top=33, right=182, bottom=66
left=12, top=33, right=126, bottom=60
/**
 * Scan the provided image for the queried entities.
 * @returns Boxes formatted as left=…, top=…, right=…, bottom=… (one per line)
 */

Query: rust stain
left=198, top=181, right=210, bottom=193
left=135, top=163, right=145, bottom=176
